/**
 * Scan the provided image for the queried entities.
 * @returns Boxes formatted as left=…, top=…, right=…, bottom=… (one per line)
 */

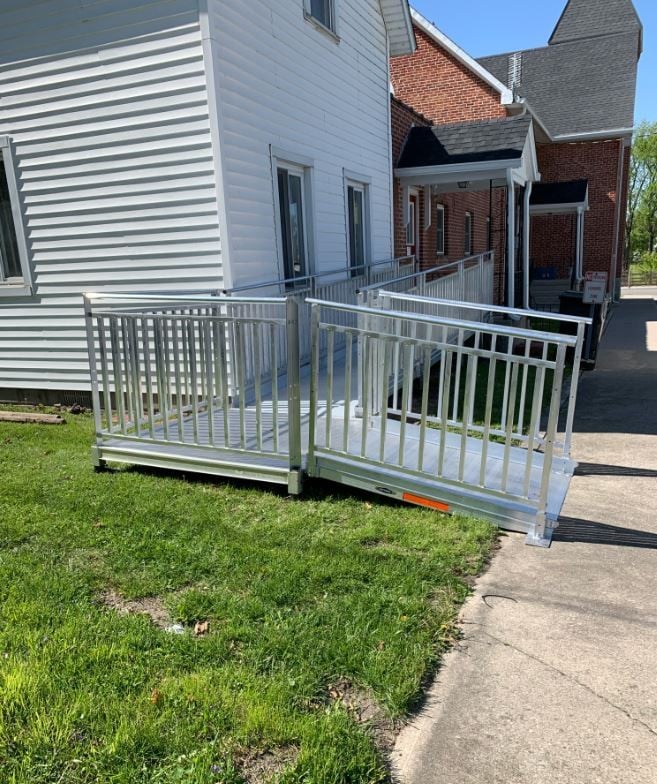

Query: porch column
left=506, top=173, right=516, bottom=308
left=575, top=207, right=585, bottom=286
left=523, top=182, right=533, bottom=310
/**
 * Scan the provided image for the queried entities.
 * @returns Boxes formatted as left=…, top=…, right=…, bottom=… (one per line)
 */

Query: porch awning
left=529, top=179, right=589, bottom=215
left=394, top=114, right=539, bottom=191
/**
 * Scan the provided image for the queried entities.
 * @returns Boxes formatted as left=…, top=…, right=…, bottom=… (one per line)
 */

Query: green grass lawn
left=0, top=412, right=495, bottom=784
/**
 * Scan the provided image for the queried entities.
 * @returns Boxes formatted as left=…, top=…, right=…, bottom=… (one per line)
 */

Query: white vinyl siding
left=0, top=2, right=222, bottom=390
left=208, top=0, right=393, bottom=289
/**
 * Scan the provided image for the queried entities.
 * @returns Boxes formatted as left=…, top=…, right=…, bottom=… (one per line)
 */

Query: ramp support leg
left=91, top=445, right=108, bottom=472
left=525, top=513, right=554, bottom=548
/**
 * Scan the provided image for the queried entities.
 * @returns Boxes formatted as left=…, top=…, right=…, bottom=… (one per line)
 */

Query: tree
left=627, top=121, right=657, bottom=262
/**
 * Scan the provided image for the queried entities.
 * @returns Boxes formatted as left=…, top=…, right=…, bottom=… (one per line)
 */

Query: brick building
left=390, top=0, right=642, bottom=305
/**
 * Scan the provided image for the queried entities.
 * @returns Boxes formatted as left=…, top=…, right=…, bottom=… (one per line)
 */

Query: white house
left=0, top=0, right=414, bottom=399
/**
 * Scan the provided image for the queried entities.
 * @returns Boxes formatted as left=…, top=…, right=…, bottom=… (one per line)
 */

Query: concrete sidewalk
left=392, top=291, right=657, bottom=784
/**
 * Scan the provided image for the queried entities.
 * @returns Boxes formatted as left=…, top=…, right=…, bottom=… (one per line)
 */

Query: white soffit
left=381, top=0, right=416, bottom=56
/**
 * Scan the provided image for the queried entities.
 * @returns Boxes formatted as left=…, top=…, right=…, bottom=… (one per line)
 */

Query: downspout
left=506, top=170, right=516, bottom=308
left=523, top=182, right=532, bottom=310
left=611, top=138, right=628, bottom=301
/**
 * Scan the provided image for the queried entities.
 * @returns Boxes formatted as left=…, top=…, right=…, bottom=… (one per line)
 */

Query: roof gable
left=549, top=0, right=642, bottom=51
left=409, top=8, right=513, bottom=105
left=397, top=115, right=531, bottom=169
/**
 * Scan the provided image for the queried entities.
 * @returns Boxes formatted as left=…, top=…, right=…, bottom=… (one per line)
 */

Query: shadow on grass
left=113, top=462, right=410, bottom=511
left=554, top=517, right=657, bottom=549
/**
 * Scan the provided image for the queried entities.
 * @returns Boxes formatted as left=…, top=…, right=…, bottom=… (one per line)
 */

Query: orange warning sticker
left=403, top=493, right=450, bottom=512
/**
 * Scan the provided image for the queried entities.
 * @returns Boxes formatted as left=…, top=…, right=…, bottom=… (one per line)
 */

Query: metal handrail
left=224, top=256, right=416, bottom=296
left=85, top=292, right=286, bottom=306
left=357, top=252, right=493, bottom=296
left=306, top=298, right=578, bottom=346
left=375, top=292, right=593, bottom=326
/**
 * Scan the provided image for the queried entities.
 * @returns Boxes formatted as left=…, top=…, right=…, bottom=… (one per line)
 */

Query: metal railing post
left=286, top=295, right=303, bottom=493
left=83, top=295, right=104, bottom=467
left=528, top=342, right=567, bottom=547
left=563, top=320, right=586, bottom=459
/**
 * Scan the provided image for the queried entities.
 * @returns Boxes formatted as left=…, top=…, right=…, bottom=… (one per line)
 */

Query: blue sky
left=411, top=0, right=655, bottom=125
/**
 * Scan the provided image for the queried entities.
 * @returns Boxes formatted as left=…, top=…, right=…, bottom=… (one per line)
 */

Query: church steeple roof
left=549, top=0, right=642, bottom=54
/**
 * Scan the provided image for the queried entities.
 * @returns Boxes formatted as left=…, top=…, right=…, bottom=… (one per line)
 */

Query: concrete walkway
left=392, top=290, right=657, bottom=784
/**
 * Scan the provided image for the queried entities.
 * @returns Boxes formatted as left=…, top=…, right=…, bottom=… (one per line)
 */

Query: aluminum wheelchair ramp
left=84, top=291, right=586, bottom=547
left=306, top=299, right=583, bottom=546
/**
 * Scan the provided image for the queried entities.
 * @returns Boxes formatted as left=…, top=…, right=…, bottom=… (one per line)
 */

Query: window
left=436, top=204, right=446, bottom=256
left=304, top=0, right=336, bottom=33
left=406, top=199, right=416, bottom=246
left=277, top=164, right=309, bottom=284
left=0, top=137, right=31, bottom=296
left=346, top=181, right=369, bottom=276
left=464, top=211, right=473, bottom=256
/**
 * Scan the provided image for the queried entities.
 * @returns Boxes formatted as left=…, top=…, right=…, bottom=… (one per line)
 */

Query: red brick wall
left=391, top=97, right=432, bottom=259
left=531, top=140, right=624, bottom=284
left=390, top=26, right=507, bottom=125
left=390, top=97, right=509, bottom=301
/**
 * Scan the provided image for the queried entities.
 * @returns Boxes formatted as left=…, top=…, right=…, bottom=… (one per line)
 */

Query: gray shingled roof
left=479, top=31, right=639, bottom=137
left=397, top=115, right=531, bottom=169
left=549, top=0, right=641, bottom=46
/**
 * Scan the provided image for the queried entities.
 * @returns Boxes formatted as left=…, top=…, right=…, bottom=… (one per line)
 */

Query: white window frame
left=271, top=147, right=316, bottom=284
left=0, top=136, right=32, bottom=297
left=464, top=211, right=473, bottom=256
left=436, top=204, right=446, bottom=256
left=303, top=0, right=340, bottom=40
left=343, top=170, right=371, bottom=276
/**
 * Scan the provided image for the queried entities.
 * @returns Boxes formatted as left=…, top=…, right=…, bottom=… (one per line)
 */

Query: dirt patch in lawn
left=100, top=590, right=171, bottom=629
left=236, top=746, right=298, bottom=783
left=328, top=679, right=396, bottom=753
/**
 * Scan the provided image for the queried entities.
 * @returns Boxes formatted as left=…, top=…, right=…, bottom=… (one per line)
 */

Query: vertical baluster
left=417, top=345, right=432, bottom=473
left=171, top=319, right=185, bottom=442
left=479, top=334, right=498, bottom=487
left=500, top=334, right=515, bottom=430
left=218, top=317, right=231, bottom=447
left=182, top=310, right=192, bottom=408
left=397, top=343, right=412, bottom=467
left=252, top=322, right=262, bottom=451
left=269, top=321, right=279, bottom=453
left=360, top=334, right=371, bottom=457
left=437, top=325, right=447, bottom=419
left=187, top=318, right=200, bottom=444
left=325, top=329, right=335, bottom=450
left=141, top=316, right=155, bottom=439
left=131, top=318, right=144, bottom=434
left=451, top=328, right=464, bottom=424
left=437, top=349, right=453, bottom=477
left=235, top=320, right=247, bottom=450
left=160, top=316, right=172, bottom=440
left=203, top=318, right=215, bottom=445
left=378, top=339, right=390, bottom=462
left=517, top=338, right=531, bottom=437
left=109, top=316, right=126, bottom=434
left=343, top=331, right=353, bottom=454
left=458, top=352, right=478, bottom=482
left=523, top=358, right=546, bottom=498
left=501, top=361, right=520, bottom=492
left=97, top=318, right=112, bottom=433
left=120, top=317, right=135, bottom=430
